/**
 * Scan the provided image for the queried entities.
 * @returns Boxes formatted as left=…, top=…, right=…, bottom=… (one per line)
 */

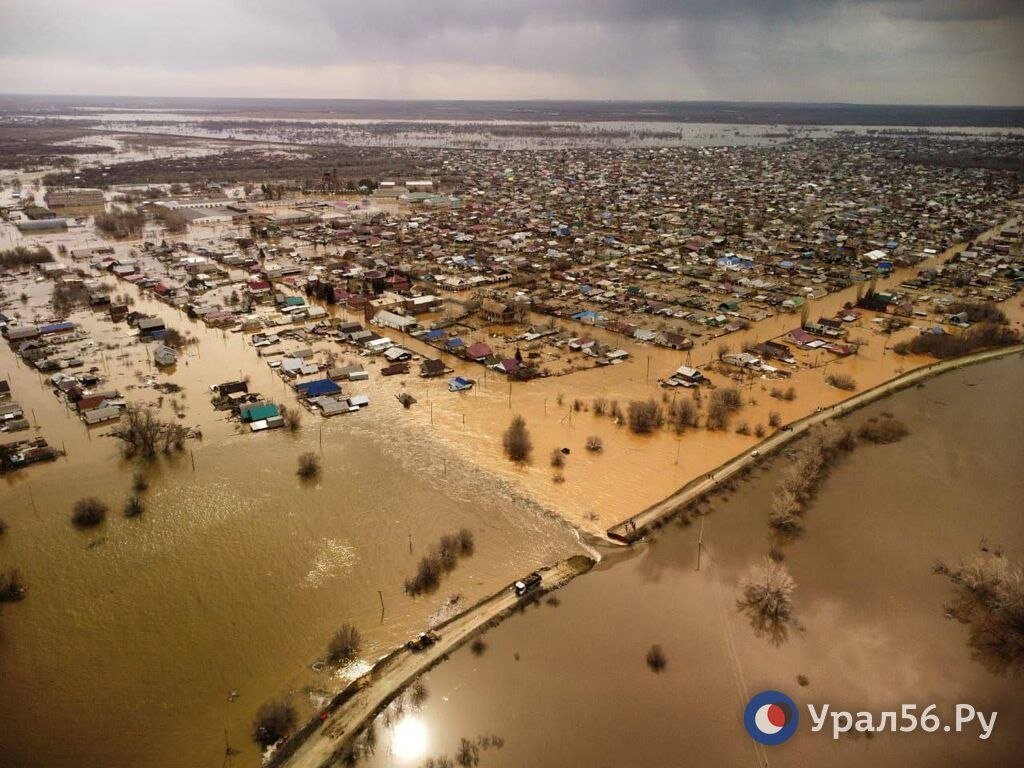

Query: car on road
left=406, top=630, right=440, bottom=651
left=513, top=572, right=543, bottom=596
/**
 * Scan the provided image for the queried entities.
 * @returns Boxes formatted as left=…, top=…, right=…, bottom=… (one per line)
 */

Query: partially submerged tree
left=132, top=471, right=149, bottom=493
left=705, top=387, right=743, bottom=431
left=627, top=399, right=664, bottom=434
left=825, top=372, right=857, bottom=391
left=161, top=328, right=189, bottom=349
left=124, top=495, right=144, bottom=518
left=772, top=422, right=855, bottom=521
left=326, top=623, right=361, bottom=664
left=858, top=415, right=909, bottom=444
left=935, top=549, right=1024, bottom=676
left=152, top=206, right=188, bottom=233
left=737, top=557, right=797, bottom=645
left=667, top=398, right=699, bottom=433
left=71, top=497, right=107, bottom=529
left=297, top=452, right=321, bottom=479
left=109, top=405, right=188, bottom=459
left=404, top=530, right=476, bottom=595
left=456, top=528, right=475, bottom=555
left=0, top=245, right=51, bottom=269
left=279, top=403, right=302, bottom=433
left=0, top=568, right=26, bottom=603
left=252, top=698, right=297, bottom=748
left=95, top=209, right=146, bottom=239
left=897, top=323, right=1019, bottom=359
left=51, top=281, right=90, bottom=317
left=502, top=415, right=532, bottom=462
left=646, top=644, right=667, bottom=672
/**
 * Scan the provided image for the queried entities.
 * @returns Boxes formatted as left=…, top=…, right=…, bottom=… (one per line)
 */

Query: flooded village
left=1, top=97, right=1023, bottom=768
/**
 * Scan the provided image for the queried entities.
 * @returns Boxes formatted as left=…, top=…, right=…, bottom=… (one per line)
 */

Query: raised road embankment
left=607, top=344, right=1024, bottom=543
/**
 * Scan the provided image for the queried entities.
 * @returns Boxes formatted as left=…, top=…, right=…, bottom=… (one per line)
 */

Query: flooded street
left=0, top=260, right=585, bottom=768
left=353, top=354, right=1024, bottom=768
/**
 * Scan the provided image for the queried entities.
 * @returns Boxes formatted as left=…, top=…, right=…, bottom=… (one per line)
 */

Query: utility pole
left=696, top=515, right=705, bottom=572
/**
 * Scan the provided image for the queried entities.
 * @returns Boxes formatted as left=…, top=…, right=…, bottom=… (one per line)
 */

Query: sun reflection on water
left=391, top=715, right=429, bottom=762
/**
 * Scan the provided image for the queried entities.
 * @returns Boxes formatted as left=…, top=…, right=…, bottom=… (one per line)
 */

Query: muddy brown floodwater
left=352, top=354, right=1024, bottom=768
left=0, top=273, right=586, bottom=767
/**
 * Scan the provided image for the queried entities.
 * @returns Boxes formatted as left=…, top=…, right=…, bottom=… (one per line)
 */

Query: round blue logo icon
left=744, top=690, right=799, bottom=745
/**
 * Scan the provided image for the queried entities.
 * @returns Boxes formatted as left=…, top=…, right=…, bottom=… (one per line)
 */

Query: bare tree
left=935, top=549, right=1024, bottom=675
left=737, top=557, right=798, bottom=645
left=857, top=415, right=909, bottom=443
left=326, top=623, right=361, bottom=664
left=627, top=399, right=664, bottom=434
left=0, top=568, right=26, bottom=603
left=646, top=644, right=667, bottom=672
left=252, top=698, right=297, bottom=748
left=297, top=452, right=321, bottom=478
left=502, top=415, right=532, bottom=462
left=71, top=497, right=107, bottom=528
left=109, top=405, right=188, bottom=459
left=667, top=398, right=699, bottom=433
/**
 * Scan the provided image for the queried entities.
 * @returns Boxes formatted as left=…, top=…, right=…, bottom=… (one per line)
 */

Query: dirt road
left=273, top=555, right=594, bottom=768
left=608, top=343, right=1024, bottom=542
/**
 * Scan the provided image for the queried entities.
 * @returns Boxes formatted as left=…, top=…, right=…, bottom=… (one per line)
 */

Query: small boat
left=448, top=376, right=475, bottom=392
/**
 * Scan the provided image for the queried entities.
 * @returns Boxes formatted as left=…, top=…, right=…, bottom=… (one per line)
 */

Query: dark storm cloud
left=881, top=0, right=1024, bottom=23
left=0, top=0, right=1021, bottom=104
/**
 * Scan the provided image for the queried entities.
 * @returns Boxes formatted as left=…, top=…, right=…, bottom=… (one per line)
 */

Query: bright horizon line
left=3, top=92, right=1023, bottom=111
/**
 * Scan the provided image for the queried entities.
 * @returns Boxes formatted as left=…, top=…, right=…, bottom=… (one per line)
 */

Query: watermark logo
left=744, top=690, right=799, bottom=746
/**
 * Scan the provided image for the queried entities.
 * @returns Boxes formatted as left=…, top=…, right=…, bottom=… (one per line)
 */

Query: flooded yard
left=0, top=265, right=586, bottom=768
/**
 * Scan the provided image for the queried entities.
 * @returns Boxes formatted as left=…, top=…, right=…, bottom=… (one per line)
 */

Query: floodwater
left=1, top=202, right=1020, bottom=768
left=25, top=112, right=1024, bottom=150
left=355, top=354, right=1024, bottom=768
left=0, top=257, right=585, bottom=768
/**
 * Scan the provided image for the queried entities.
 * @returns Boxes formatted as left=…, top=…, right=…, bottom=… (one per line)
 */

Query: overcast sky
left=1, top=0, right=1021, bottom=105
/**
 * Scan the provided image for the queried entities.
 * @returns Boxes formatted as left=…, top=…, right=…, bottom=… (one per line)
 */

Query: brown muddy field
left=352, top=354, right=1024, bottom=768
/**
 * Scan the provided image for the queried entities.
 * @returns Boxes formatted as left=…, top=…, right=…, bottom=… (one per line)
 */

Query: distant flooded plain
left=24, top=111, right=1024, bottom=150
left=352, top=354, right=1024, bottom=768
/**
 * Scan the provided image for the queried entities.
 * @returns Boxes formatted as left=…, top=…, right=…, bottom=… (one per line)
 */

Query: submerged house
left=153, top=346, right=177, bottom=367
left=419, top=358, right=449, bottom=378
left=239, top=402, right=280, bottom=423
left=480, top=298, right=515, bottom=324
left=295, top=379, right=342, bottom=399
